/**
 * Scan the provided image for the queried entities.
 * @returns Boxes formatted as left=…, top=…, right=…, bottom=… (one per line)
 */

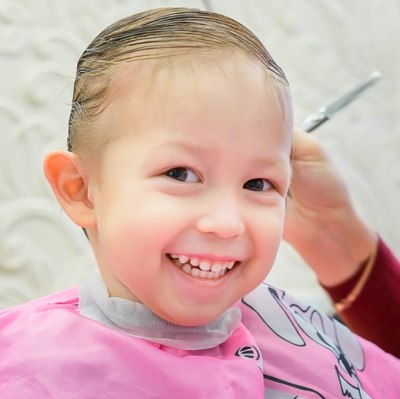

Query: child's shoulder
left=1, top=286, right=79, bottom=315
left=0, top=286, right=80, bottom=334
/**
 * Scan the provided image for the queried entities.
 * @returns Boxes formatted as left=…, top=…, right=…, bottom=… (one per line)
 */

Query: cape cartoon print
left=240, top=283, right=398, bottom=398
left=1, top=282, right=399, bottom=398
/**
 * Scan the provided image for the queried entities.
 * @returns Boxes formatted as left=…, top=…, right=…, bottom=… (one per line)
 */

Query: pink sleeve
left=323, top=237, right=400, bottom=357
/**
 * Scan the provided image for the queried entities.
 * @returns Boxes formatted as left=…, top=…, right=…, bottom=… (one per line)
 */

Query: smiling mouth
left=167, top=254, right=240, bottom=279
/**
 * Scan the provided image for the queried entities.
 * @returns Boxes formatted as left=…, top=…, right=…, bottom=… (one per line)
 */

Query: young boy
left=1, top=8, right=398, bottom=398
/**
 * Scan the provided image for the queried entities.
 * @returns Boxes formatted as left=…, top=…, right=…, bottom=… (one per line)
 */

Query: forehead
left=103, top=51, right=291, bottom=130
left=93, top=52, right=292, bottom=185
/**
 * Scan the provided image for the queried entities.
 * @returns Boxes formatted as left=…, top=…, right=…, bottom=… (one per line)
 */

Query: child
left=1, top=7, right=398, bottom=398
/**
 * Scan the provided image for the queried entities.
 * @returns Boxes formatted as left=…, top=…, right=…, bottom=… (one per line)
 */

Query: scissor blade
left=302, top=71, right=382, bottom=132
left=324, top=71, right=382, bottom=116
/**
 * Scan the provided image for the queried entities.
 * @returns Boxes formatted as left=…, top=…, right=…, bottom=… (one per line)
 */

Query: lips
left=168, top=253, right=239, bottom=279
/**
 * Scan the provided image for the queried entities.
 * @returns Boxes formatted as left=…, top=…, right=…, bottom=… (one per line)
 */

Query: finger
left=292, top=126, right=326, bottom=162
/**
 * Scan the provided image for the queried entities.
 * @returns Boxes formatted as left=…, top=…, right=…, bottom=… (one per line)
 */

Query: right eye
left=165, top=167, right=200, bottom=183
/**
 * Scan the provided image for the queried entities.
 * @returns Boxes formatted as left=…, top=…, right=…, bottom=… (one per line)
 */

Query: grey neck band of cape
left=79, top=273, right=242, bottom=351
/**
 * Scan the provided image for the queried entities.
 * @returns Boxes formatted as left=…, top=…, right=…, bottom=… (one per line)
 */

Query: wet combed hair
left=67, top=7, right=290, bottom=160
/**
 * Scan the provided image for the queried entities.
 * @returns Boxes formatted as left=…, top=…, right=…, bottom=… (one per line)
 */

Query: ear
left=43, top=151, right=96, bottom=228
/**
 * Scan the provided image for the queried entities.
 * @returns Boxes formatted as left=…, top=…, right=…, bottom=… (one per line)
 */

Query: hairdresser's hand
left=283, top=128, right=377, bottom=286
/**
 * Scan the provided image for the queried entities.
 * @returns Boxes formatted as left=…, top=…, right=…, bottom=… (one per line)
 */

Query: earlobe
left=43, top=151, right=96, bottom=228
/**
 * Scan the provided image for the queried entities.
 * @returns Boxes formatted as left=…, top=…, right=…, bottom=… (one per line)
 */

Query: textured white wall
left=1, top=0, right=399, bottom=311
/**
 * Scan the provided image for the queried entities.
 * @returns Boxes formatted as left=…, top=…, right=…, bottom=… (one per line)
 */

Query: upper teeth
left=170, top=254, right=236, bottom=272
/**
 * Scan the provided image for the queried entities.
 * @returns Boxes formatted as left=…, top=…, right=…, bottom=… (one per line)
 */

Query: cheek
left=254, top=201, right=285, bottom=234
left=252, top=208, right=285, bottom=263
left=97, top=200, right=178, bottom=268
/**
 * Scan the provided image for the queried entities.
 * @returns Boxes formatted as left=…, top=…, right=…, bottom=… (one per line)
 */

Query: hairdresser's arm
left=284, top=128, right=377, bottom=286
left=323, top=237, right=400, bottom=357
left=284, top=129, right=400, bottom=357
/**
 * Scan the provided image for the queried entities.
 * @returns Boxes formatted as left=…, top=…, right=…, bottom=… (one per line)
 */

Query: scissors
left=302, top=71, right=382, bottom=133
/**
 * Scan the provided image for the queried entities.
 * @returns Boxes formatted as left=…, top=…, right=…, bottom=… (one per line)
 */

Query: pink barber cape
left=1, top=282, right=399, bottom=398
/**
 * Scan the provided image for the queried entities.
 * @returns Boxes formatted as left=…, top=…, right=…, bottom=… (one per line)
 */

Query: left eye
left=165, top=167, right=200, bottom=183
left=243, top=178, right=273, bottom=192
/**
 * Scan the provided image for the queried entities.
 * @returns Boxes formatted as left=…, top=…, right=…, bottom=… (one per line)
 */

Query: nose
left=195, top=201, right=246, bottom=239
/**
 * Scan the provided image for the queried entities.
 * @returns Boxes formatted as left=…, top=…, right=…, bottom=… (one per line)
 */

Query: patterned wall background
left=1, top=0, right=399, bottom=312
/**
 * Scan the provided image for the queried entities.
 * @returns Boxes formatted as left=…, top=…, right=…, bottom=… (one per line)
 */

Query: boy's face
left=88, top=55, right=292, bottom=326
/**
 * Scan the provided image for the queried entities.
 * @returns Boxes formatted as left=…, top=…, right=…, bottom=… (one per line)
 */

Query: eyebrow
left=151, top=138, right=291, bottom=171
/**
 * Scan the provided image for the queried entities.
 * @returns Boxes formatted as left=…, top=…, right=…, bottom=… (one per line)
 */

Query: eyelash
left=165, top=167, right=275, bottom=192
